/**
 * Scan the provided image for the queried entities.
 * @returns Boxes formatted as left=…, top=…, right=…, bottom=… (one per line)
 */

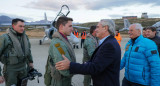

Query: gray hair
left=130, top=23, right=143, bottom=34
left=100, top=19, right=115, bottom=36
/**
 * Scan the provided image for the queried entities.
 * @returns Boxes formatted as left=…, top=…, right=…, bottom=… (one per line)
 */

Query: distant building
left=141, top=13, right=148, bottom=19
left=122, top=16, right=137, bottom=19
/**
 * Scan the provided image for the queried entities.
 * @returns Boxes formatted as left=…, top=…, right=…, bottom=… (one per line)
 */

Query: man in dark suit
left=55, top=19, right=121, bottom=86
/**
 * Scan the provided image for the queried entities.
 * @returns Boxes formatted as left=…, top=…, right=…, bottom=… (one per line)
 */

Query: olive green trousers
left=3, top=67, right=27, bottom=86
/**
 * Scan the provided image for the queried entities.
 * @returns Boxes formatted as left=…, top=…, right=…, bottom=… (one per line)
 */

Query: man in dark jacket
left=55, top=19, right=121, bottom=86
left=146, top=26, right=160, bottom=56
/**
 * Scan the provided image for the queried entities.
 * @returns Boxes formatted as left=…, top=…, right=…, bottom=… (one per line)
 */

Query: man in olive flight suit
left=83, top=26, right=98, bottom=86
left=0, top=18, right=33, bottom=86
left=45, top=16, right=76, bottom=86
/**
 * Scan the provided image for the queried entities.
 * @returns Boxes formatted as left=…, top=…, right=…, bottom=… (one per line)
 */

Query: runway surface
left=0, top=38, right=130, bottom=86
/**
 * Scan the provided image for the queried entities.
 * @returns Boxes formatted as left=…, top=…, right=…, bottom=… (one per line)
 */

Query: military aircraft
left=0, top=5, right=89, bottom=46
left=38, top=5, right=90, bottom=45
left=119, top=19, right=130, bottom=31
left=152, top=21, right=160, bottom=37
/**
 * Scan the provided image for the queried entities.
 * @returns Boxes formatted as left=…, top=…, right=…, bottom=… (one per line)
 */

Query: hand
left=29, top=63, right=34, bottom=68
left=55, top=55, right=70, bottom=70
left=0, top=76, right=4, bottom=84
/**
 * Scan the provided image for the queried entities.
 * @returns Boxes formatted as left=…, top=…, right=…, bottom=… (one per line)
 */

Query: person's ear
left=59, top=24, right=64, bottom=30
left=104, top=26, right=108, bottom=31
left=12, top=24, right=15, bottom=28
left=138, top=29, right=141, bottom=34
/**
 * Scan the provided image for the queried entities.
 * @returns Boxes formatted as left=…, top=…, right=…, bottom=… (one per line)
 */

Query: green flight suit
left=47, top=32, right=76, bottom=86
left=83, top=33, right=98, bottom=86
left=0, top=28, right=33, bottom=86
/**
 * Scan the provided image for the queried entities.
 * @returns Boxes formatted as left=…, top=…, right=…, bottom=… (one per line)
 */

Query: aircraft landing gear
left=39, top=40, right=42, bottom=45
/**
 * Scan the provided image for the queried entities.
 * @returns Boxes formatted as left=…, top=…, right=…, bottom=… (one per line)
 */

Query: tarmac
left=0, top=38, right=130, bottom=86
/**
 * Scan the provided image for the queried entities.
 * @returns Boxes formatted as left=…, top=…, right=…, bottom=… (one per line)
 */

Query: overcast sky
left=0, top=0, right=160, bottom=23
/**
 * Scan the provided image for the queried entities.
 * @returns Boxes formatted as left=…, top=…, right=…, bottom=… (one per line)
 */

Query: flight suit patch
left=55, top=43, right=60, bottom=47
left=57, top=47, right=65, bottom=55
left=151, top=50, right=157, bottom=54
left=55, top=43, right=65, bottom=55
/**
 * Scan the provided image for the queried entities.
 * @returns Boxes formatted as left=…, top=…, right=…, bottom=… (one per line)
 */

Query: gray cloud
left=25, top=1, right=60, bottom=11
left=85, top=0, right=160, bottom=10
left=24, top=0, right=160, bottom=11
left=24, top=0, right=83, bottom=11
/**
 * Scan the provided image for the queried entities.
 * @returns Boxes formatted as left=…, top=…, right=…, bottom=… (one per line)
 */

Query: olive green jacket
left=83, top=33, right=98, bottom=62
left=48, top=32, right=76, bottom=86
left=0, top=28, right=33, bottom=76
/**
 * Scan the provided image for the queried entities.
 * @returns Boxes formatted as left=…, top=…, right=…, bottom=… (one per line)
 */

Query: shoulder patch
left=57, top=47, right=65, bottom=55
left=125, top=44, right=130, bottom=51
left=55, top=43, right=60, bottom=47
left=151, top=50, right=157, bottom=54
left=54, top=43, right=65, bottom=55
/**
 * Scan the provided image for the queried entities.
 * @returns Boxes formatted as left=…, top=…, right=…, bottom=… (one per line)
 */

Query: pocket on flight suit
left=44, top=65, right=52, bottom=86
left=0, top=54, right=7, bottom=64
left=8, top=49, right=18, bottom=64
left=50, top=66, right=61, bottom=80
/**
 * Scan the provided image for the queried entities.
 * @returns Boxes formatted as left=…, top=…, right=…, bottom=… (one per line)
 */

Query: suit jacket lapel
left=90, top=35, right=114, bottom=61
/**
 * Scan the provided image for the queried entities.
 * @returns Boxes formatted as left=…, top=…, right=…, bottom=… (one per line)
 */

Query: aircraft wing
left=25, top=23, right=50, bottom=26
left=152, top=21, right=160, bottom=28
left=119, top=28, right=129, bottom=31
left=152, top=21, right=160, bottom=37
left=73, top=26, right=89, bottom=29
left=0, top=23, right=11, bottom=27
left=0, top=22, right=51, bottom=27
left=0, top=22, right=89, bottom=29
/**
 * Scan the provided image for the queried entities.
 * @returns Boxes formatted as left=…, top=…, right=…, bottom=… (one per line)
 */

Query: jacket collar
left=99, top=35, right=110, bottom=46
left=128, top=35, right=143, bottom=44
left=9, top=28, right=25, bottom=36
left=59, top=32, right=68, bottom=41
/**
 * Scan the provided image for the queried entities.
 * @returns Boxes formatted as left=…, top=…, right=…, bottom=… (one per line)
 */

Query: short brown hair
left=146, top=26, right=156, bottom=32
left=12, top=18, right=24, bottom=25
left=143, top=27, right=146, bottom=30
left=56, top=16, right=73, bottom=30
left=90, top=26, right=96, bottom=34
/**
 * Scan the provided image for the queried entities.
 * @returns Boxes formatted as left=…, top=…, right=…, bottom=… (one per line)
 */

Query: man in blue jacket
left=56, top=19, right=121, bottom=86
left=120, top=23, right=160, bottom=86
